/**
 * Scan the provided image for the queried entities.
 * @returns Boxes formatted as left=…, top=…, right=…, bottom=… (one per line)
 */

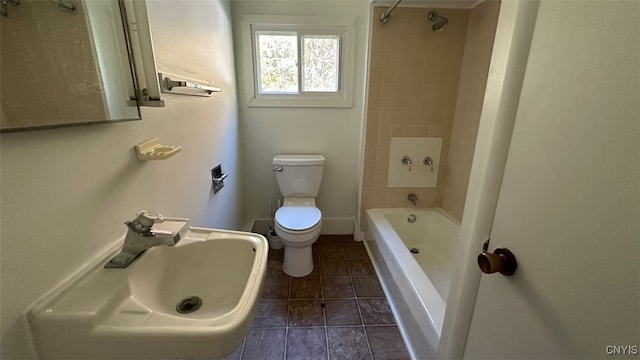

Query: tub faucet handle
left=423, top=157, right=434, bottom=172
left=401, top=155, right=412, bottom=171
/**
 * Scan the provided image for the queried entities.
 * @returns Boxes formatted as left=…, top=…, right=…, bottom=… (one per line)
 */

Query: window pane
left=257, top=33, right=298, bottom=94
left=302, top=35, right=339, bottom=92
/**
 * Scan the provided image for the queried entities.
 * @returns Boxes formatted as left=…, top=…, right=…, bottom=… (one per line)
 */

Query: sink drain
left=176, top=296, right=202, bottom=314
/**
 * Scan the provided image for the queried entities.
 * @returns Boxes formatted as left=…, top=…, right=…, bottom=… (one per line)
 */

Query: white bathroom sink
left=27, top=221, right=268, bottom=359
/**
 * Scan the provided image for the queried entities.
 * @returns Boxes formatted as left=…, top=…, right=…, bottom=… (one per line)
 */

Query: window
left=241, top=15, right=355, bottom=108
left=256, top=32, right=340, bottom=94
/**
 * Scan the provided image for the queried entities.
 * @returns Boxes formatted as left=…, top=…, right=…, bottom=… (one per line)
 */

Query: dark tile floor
left=221, top=235, right=411, bottom=360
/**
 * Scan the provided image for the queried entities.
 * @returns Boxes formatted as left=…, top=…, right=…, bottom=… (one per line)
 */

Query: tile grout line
left=238, top=335, right=247, bottom=359
left=349, top=255, right=375, bottom=360
left=283, top=273, right=292, bottom=360
left=283, top=326, right=288, bottom=360
left=318, top=249, right=331, bottom=360
left=342, top=235, right=373, bottom=359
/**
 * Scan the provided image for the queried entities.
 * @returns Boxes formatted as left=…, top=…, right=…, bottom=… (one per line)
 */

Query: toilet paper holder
left=211, top=164, right=228, bottom=193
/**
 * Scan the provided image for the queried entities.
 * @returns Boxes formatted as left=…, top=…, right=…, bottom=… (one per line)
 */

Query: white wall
left=230, top=0, right=370, bottom=233
left=0, top=1, right=242, bottom=358
left=463, top=0, right=639, bottom=357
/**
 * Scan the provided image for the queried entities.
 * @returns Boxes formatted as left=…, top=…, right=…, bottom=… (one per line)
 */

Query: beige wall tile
left=361, top=6, right=473, bottom=229
left=362, top=3, right=499, bottom=227
left=367, top=97, right=381, bottom=111
left=440, top=0, right=501, bottom=222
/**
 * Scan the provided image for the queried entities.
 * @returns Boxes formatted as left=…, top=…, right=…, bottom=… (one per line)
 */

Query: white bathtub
left=365, top=208, right=460, bottom=359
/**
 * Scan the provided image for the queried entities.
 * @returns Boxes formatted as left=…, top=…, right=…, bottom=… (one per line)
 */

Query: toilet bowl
left=274, top=199, right=322, bottom=276
left=272, top=154, right=325, bottom=277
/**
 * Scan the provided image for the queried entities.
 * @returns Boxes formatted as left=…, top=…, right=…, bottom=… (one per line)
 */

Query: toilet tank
left=273, top=155, right=325, bottom=197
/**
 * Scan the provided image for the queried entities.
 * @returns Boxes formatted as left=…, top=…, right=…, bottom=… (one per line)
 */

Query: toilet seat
left=275, top=205, right=321, bottom=232
left=274, top=215, right=322, bottom=249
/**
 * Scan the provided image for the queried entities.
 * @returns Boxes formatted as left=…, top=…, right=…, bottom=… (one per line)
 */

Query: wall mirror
left=0, top=0, right=142, bottom=132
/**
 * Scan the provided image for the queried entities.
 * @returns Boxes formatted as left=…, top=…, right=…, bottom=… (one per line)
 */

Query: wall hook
left=401, top=155, right=412, bottom=171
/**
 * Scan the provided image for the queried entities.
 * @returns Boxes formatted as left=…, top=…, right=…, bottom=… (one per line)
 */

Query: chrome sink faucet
left=408, top=193, right=419, bottom=206
left=105, top=211, right=180, bottom=268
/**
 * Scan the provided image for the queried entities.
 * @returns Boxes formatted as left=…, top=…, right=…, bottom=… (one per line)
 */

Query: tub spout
left=408, top=193, right=419, bottom=206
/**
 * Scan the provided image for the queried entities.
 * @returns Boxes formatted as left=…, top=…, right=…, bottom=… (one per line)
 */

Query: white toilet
left=272, top=154, right=325, bottom=277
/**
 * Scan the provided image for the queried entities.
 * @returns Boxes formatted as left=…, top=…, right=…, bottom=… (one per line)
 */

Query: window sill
left=247, top=95, right=353, bottom=108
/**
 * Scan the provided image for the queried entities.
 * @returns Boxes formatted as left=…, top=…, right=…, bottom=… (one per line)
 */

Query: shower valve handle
left=401, top=156, right=412, bottom=171
left=423, top=157, right=434, bottom=172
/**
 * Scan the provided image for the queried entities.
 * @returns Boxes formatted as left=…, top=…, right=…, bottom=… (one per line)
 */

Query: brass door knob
left=477, top=248, right=517, bottom=276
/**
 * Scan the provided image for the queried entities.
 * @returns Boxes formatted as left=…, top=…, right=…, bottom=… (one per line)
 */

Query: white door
left=464, top=0, right=639, bottom=358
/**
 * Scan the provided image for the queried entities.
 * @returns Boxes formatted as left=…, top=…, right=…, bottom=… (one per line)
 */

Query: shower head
left=427, top=11, right=448, bottom=32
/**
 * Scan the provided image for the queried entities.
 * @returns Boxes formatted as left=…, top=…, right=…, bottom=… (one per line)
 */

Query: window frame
left=241, top=15, right=355, bottom=108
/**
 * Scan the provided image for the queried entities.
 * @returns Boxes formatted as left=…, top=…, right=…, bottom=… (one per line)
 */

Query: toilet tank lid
left=273, top=155, right=325, bottom=166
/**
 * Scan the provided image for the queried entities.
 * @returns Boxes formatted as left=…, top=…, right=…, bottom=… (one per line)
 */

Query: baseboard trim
left=249, top=217, right=355, bottom=235
left=243, top=218, right=256, bottom=232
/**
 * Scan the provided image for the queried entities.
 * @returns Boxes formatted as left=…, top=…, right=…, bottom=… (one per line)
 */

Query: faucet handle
left=401, top=155, right=412, bottom=171
left=423, top=157, right=434, bottom=172
left=135, top=211, right=164, bottom=227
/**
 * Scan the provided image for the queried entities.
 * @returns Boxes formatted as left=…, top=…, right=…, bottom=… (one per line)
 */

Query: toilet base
left=282, top=245, right=313, bottom=277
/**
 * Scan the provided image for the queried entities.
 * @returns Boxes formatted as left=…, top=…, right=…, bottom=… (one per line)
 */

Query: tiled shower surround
left=361, top=6, right=470, bottom=220
left=222, top=235, right=410, bottom=360
left=362, top=3, right=500, bottom=225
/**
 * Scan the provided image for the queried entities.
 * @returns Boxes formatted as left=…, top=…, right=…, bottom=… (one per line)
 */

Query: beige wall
left=361, top=6, right=469, bottom=227
left=441, top=0, right=501, bottom=221
left=0, top=1, right=243, bottom=358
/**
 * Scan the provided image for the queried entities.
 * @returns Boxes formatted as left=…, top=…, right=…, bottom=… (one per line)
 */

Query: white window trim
left=241, top=15, right=356, bottom=108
